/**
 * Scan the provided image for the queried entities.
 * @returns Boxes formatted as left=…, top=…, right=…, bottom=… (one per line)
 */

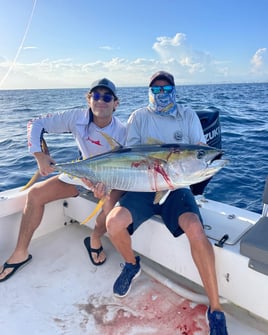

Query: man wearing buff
left=106, top=71, right=228, bottom=335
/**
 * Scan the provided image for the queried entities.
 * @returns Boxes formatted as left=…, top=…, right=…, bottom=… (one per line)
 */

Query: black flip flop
left=0, top=254, right=32, bottom=282
left=84, top=237, right=106, bottom=266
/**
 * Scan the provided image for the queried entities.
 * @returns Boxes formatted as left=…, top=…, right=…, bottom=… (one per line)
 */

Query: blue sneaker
left=207, top=307, right=228, bottom=335
left=113, top=256, right=141, bottom=297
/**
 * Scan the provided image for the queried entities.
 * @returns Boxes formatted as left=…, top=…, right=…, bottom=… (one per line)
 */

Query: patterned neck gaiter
left=147, top=88, right=177, bottom=116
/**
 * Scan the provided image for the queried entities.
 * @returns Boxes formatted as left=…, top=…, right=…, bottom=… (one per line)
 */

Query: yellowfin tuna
left=55, top=143, right=228, bottom=194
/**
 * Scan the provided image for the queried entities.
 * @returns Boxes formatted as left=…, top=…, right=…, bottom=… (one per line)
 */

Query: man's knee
left=106, top=207, right=131, bottom=236
left=27, top=185, right=44, bottom=205
left=179, top=212, right=205, bottom=239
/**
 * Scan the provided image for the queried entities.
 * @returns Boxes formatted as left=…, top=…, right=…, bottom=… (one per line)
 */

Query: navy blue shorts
left=119, top=188, right=203, bottom=238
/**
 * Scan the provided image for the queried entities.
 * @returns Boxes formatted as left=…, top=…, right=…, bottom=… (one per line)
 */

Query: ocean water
left=0, top=83, right=267, bottom=214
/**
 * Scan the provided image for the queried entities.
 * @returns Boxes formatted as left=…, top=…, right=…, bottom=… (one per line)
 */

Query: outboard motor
left=190, top=110, right=222, bottom=195
left=198, top=110, right=221, bottom=149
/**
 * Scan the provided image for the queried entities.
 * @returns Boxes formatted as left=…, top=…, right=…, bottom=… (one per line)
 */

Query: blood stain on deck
left=76, top=277, right=208, bottom=334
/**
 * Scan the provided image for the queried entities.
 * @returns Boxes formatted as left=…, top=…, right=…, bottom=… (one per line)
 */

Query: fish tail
left=20, top=170, right=41, bottom=191
left=41, top=138, right=50, bottom=155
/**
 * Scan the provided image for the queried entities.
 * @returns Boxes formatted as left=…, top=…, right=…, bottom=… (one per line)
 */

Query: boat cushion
left=240, top=216, right=268, bottom=275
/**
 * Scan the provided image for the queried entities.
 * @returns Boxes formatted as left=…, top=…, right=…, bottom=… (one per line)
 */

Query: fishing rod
left=0, top=0, right=37, bottom=88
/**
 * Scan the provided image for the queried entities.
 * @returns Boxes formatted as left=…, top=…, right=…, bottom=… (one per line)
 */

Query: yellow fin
left=20, top=171, right=41, bottom=191
left=146, top=137, right=164, bottom=145
left=98, top=131, right=122, bottom=150
left=80, top=198, right=106, bottom=225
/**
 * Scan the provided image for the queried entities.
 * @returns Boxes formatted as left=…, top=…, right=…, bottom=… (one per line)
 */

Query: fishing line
left=0, top=0, right=37, bottom=88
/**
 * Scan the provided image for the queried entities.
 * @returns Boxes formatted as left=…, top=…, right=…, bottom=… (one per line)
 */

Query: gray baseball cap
left=90, top=78, right=117, bottom=98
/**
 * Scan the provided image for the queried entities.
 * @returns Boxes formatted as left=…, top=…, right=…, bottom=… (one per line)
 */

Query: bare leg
left=179, top=212, right=222, bottom=312
left=0, top=176, right=78, bottom=280
left=89, top=190, right=124, bottom=264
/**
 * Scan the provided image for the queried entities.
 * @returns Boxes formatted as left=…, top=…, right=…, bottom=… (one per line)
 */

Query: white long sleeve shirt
left=27, top=108, right=126, bottom=159
left=126, top=104, right=206, bottom=146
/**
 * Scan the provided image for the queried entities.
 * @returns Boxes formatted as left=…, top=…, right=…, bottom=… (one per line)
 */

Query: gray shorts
left=119, top=188, right=203, bottom=237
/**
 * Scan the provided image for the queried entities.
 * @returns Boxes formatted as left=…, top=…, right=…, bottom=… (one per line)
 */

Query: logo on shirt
left=86, top=137, right=102, bottom=146
left=174, top=130, right=183, bottom=141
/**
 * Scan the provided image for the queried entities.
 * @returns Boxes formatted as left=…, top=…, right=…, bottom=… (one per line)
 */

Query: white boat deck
left=1, top=221, right=268, bottom=335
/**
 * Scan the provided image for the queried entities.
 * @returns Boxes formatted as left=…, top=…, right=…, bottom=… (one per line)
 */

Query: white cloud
left=151, top=33, right=229, bottom=83
left=251, top=48, right=267, bottom=72
left=153, top=33, right=186, bottom=51
left=1, top=33, right=267, bottom=89
left=152, top=33, right=187, bottom=60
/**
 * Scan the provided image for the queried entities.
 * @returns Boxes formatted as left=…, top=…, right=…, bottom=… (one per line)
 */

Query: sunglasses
left=150, top=85, right=174, bottom=94
left=92, top=92, right=114, bottom=103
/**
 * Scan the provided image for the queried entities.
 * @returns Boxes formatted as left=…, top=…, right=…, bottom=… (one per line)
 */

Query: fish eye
left=197, top=149, right=206, bottom=159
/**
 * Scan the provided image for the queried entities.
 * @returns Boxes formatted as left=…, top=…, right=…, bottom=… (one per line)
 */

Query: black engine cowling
left=190, top=110, right=221, bottom=195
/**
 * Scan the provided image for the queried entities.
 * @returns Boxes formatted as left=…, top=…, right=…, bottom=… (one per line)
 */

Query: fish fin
left=20, top=170, right=41, bottom=191
left=146, top=137, right=164, bottom=145
left=153, top=190, right=171, bottom=204
left=98, top=131, right=122, bottom=150
left=80, top=197, right=106, bottom=225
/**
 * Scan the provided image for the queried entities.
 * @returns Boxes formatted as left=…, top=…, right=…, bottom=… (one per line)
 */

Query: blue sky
left=0, top=0, right=267, bottom=89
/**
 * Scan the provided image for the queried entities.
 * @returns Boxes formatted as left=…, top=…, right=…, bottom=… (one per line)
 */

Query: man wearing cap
left=0, top=78, right=126, bottom=282
left=106, top=71, right=228, bottom=335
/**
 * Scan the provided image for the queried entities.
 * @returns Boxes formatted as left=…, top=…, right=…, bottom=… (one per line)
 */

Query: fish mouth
left=208, top=158, right=229, bottom=170
left=211, top=151, right=224, bottom=162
